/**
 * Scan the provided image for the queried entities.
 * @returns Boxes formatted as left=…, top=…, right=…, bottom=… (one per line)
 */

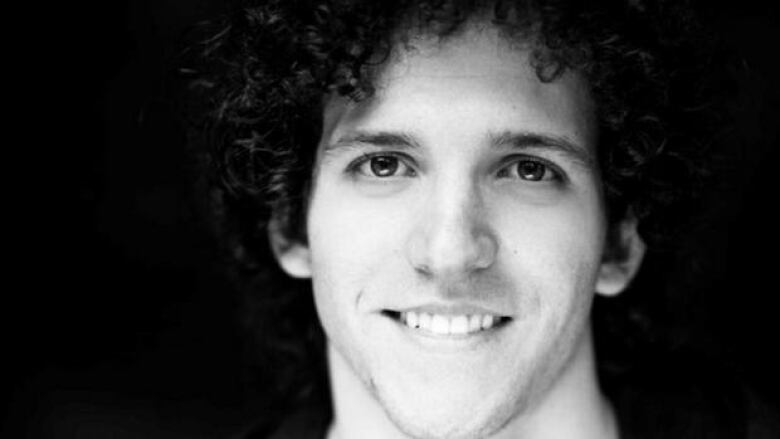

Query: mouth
left=381, top=310, right=512, bottom=337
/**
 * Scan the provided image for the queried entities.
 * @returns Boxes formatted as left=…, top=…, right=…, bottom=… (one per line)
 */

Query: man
left=187, top=1, right=768, bottom=437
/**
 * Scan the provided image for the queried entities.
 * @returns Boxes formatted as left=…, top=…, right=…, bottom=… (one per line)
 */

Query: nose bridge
left=407, top=173, right=498, bottom=277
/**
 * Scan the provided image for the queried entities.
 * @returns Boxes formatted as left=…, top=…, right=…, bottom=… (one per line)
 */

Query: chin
left=373, top=379, right=524, bottom=439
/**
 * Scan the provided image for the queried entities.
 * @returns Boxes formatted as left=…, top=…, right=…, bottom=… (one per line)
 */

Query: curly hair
left=181, top=0, right=725, bottom=414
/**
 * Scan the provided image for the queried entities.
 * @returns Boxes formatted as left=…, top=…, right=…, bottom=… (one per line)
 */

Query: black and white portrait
left=7, top=1, right=780, bottom=438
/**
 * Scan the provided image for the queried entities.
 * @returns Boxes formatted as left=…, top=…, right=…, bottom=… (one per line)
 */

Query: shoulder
left=604, top=351, right=780, bottom=439
left=745, top=388, right=780, bottom=439
left=236, top=404, right=330, bottom=439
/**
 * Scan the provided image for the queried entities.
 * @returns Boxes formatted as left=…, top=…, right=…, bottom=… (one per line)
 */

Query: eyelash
left=346, top=153, right=563, bottom=182
left=347, top=152, right=417, bottom=178
left=498, top=155, right=563, bottom=182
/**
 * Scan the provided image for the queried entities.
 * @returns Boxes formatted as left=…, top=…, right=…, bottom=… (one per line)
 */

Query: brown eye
left=515, top=160, right=550, bottom=181
left=369, top=156, right=400, bottom=177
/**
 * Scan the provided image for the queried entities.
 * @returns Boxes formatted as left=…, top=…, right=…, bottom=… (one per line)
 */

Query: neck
left=326, top=328, right=618, bottom=439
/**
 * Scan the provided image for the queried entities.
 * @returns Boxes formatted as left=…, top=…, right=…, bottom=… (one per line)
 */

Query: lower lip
left=383, top=313, right=510, bottom=353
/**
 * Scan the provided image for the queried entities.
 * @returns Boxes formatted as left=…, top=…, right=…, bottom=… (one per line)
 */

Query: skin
left=273, top=24, right=644, bottom=439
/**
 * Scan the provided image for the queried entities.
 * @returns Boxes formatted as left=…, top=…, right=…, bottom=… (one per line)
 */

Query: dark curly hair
left=181, top=0, right=727, bottom=415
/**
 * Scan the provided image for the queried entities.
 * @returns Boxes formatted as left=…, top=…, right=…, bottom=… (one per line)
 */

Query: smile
left=383, top=310, right=511, bottom=337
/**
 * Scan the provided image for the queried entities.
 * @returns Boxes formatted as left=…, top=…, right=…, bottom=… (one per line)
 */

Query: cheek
left=308, top=175, right=418, bottom=262
left=308, top=193, right=407, bottom=279
left=306, top=190, right=409, bottom=326
left=498, top=203, right=603, bottom=372
left=498, top=197, right=606, bottom=301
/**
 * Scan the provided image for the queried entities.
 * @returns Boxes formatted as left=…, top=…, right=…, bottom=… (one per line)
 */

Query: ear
left=268, top=218, right=312, bottom=278
left=596, top=214, right=646, bottom=297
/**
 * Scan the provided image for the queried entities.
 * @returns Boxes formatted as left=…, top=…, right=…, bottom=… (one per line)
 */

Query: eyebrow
left=324, top=131, right=420, bottom=152
left=489, top=130, right=595, bottom=169
left=325, top=129, right=594, bottom=169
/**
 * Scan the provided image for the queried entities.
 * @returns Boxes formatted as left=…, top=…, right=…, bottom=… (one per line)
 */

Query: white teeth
left=468, top=314, right=482, bottom=332
left=450, top=315, right=469, bottom=335
left=419, top=313, right=432, bottom=331
left=400, top=312, right=501, bottom=335
left=431, top=314, right=449, bottom=334
left=406, top=311, right=419, bottom=328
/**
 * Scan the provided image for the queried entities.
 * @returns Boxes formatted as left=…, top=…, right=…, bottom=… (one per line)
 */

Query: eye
left=515, top=160, right=549, bottom=181
left=350, top=153, right=416, bottom=178
left=369, top=156, right=399, bottom=177
left=498, top=157, right=560, bottom=182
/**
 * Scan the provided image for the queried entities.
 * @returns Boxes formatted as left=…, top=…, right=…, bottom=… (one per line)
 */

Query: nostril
left=473, top=234, right=498, bottom=270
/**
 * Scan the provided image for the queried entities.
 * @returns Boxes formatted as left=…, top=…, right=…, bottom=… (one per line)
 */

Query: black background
left=5, top=1, right=780, bottom=437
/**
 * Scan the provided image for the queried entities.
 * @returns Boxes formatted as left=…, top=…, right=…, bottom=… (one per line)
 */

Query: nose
left=405, top=181, right=498, bottom=279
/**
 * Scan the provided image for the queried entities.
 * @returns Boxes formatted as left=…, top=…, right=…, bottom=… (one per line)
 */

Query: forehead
left=320, top=26, right=596, bottom=156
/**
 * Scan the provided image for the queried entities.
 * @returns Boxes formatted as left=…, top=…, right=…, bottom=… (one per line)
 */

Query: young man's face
left=274, top=26, right=642, bottom=439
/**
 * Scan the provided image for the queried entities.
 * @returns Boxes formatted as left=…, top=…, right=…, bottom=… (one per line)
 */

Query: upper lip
left=390, top=303, right=511, bottom=318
